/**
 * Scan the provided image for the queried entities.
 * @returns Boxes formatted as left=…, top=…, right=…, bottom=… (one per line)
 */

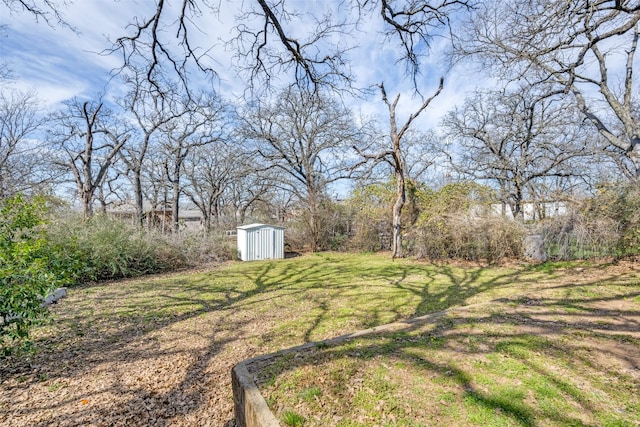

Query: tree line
left=0, top=79, right=634, bottom=254
left=1, top=0, right=639, bottom=259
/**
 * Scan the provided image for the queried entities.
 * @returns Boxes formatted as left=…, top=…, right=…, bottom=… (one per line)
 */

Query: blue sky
left=1, top=0, right=485, bottom=128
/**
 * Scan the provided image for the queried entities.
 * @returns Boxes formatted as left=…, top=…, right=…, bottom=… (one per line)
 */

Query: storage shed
left=236, top=223, right=285, bottom=261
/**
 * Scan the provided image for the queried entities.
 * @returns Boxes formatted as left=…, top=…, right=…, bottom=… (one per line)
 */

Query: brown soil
left=0, top=267, right=265, bottom=427
left=0, top=261, right=638, bottom=426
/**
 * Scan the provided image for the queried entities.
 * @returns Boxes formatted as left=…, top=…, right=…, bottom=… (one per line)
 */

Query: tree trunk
left=630, top=136, right=640, bottom=179
left=377, top=79, right=443, bottom=259
left=203, top=211, right=211, bottom=234
left=82, top=190, right=93, bottom=219
left=310, top=216, right=319, bottom=252
left=238, top=205, right=247, bottom=226
left=392, top=168, right=405, bottom=259
left=212, top=199, right=220, bottom=227
left=133, top=172, right=145, bottom=228
left=172, top=180, right=180, bottom=234
left=513, top=186, right=524, bottom=222
left=307, top=190, right=322, bottom=252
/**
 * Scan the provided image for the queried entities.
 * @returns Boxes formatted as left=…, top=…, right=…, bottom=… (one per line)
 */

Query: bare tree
left=459, top=1, right=640, bottom=178
left=0, top=90, right=49, bottom=198
left=356, top=79, right=443, bottom=258
left=94, top=166, right=127, bottom=214
left=158, top=91, right=229, bottom=233
left=401, top=128, right=441, bottom=184
left=106, top=0, right=472, bottom=94
left=1, top=0, right=72, bottom=28
left=141, top=147, right=172, bottom=232
left=5, top=0, right=473, bottom=97
left=118, top=73, right=187, bottom=227
left=358, top=0, right=472, bottom=89
left=227, top=165, right=274, bottom=227
left=442, top=87, right=594, bottom=220
left=182, top=141, right=237, bottom=233
left=108, top=0, right=356, bottom=93
left=50, top=97, right=130, bottom=218
left=241, top=87, right=362, bottom=251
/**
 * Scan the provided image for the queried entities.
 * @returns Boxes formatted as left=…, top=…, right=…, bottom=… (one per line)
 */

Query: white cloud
left=1, top=0, right=140, bottom=105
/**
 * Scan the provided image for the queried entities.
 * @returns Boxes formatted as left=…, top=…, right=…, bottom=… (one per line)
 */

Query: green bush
left=0, top=195, right=77, bottom=353
left=47, top=214, right=187, bottom=281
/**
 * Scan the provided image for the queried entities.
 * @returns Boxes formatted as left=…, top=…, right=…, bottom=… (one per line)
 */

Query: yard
left=0, top=253, right=638, bottom=426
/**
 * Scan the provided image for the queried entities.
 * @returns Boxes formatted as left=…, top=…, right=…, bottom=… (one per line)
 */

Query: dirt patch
left=0, top=273, right=267, bottom=426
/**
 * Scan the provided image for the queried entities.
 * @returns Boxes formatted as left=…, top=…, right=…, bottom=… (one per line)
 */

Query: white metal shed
left=236, top=223, right=285, bottom=261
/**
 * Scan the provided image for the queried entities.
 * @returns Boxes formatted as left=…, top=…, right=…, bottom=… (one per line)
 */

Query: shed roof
left=236, top=223, right=285, bottom=230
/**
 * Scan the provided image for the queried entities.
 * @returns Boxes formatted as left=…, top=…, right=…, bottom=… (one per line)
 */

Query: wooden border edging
left=232, top=361, right=280, bottom=427
left=231, top=310, right=447, bottom=427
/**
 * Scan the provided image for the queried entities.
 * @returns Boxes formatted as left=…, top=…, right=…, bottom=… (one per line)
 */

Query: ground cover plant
left=0, top=253, right=638, bottom=426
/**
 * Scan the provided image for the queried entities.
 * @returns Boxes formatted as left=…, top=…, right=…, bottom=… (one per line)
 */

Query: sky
left=0, top=0, right=485, bottom=128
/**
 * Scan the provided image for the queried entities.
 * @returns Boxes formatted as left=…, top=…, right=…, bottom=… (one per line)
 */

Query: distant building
left=490, top=201, right=568, bottom=221
left=107, top=202, right=205, bottom=233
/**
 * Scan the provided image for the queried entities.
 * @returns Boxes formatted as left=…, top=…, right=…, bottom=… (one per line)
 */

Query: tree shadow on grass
left=0, top=262, right=304, bottom=425
left=248, top=268, right=640, bottom=427
left=0, top=256, right=377, bottom=425
left=1, top=255, right=638, bottom=426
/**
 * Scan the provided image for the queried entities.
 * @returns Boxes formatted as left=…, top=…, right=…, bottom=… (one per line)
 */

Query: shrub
left=279, top=198, right=349, bottom=252
left=414, top=182, right=525, bottom=262
left=581, top=182, right=640, bottom=256
left=47, top=213, right=187, bottom=281
left=346, top=181, right=394, bottom=252
left=0, top=195, right=76, bottom=353
left=542, top=182, right=640, bottom=260
left=541, top=212, right=619, bottom=260
left=416, top=212, right=525, bottom=262
left=176, top=230, right=237, bottom=263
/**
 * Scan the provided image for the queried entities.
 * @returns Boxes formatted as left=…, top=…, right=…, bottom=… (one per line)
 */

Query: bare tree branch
left=2, top=0, right=73, bottom=29
left=458, top=1, right=640, bottom=178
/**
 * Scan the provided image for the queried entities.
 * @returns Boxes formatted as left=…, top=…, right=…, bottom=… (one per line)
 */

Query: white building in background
left=490, top=201, right=569, bottom=221
left=236, top=223, right=285, bottom=261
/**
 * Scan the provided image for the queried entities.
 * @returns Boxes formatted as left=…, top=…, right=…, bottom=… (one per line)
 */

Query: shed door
left=250, top=228, right=272, bottom=260
left=245, top=227, right=281, bottom=260
left=261, top=228, right=273, bottom=259
left=249, top=229, right=258, bottom=260
left=253, top=229, right=261, bottom=260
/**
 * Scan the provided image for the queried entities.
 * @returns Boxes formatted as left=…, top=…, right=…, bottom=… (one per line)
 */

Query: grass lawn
left=0, top=252, right=638, bottom=426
